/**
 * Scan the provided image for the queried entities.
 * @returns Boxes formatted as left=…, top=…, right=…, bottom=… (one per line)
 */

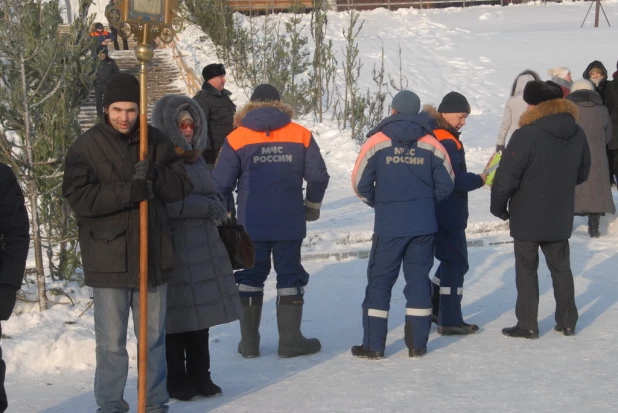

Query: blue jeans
left=93, top=285, right=169, bottom=413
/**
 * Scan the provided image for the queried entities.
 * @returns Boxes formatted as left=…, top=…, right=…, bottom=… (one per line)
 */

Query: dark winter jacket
left=491, top=99, right=591, bottom=241
left=152, top=95, right=240, bottom=333
left=89, top=30, right=111, bottom=57
left=567, top=90, right=615, bottom=215
left=582, top=61, right=609, bottom=105
left=213, top=101, right=329, bottom=241
left=193, top=82, right=236, bottom=157
left=421, top=106, right=483, bottom=230
left=95, top=56, right=120, bottom=89
left=352, top=112, right=455, bottom=237
left=0, top=163, right=29, bottom=293
left=62, top=123, right=193, bottom=289
left=606, top=72, right=618, bottom=149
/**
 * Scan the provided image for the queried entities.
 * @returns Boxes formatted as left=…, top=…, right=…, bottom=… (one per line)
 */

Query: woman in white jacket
left=495, top=70, right=540, bottom=152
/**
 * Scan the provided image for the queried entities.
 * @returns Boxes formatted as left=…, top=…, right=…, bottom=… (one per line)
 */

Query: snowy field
left=5, top=1, right=618, bottom=411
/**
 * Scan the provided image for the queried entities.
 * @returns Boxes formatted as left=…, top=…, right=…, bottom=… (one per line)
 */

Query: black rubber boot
left=404, top=319, right=428, bottom=358
left=588, top=213, right=601, bottom=238
left=431, top=281, right=440, bottom=325
left=166, top=333, right=198, bottom=401
left=277, top=295, right=321, bottom=358
left=186, top=329, right=222, bottom=398
left=238, top=296, right=263, bottom=358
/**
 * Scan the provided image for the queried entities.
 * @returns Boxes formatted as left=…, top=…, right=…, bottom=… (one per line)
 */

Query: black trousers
left=608, top=148, right=618, bottom=185
left=166, top=328, right=211, bottom=386
left=513, top=240, right=578, bottom=331
left=95, top=87, right=105, bottom=121
left=111, top=27, right=129, bottom=50
left=0, top=325, right=7, bottom=413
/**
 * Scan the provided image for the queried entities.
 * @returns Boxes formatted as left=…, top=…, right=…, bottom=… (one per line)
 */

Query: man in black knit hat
left=491, top=80, right=590, bottom=340
left=193, top=63, right=236, bottom=166
left=62, top=73, right=192, bottom=411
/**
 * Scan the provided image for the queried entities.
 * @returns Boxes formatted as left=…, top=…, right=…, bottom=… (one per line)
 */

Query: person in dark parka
left=62, top=74, right=193, bottom=413
left=151, top=94, right=241, bottom=401
left=567, top=80, right=614, bottom=238
left=94, top=46, right=120, bottom=120
left=193, top=64, right=236, bottom=166
left=605, top=61, right=618, bottom=184
left=0, top=163, right=29, bottom=413
left=213, top=84, right=329, bottom=360
left=422, top=92, right=487, bottom=336
left=351, top=90, right=455, bottom=359
left=491, top=80, right=590, bottom=340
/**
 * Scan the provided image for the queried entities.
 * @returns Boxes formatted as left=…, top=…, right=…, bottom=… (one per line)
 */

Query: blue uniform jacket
left=352, top=113, right=455, bottom=237
left=213, top=102, right=329, bottom=241
left=421, top=107, right=484, bottom=230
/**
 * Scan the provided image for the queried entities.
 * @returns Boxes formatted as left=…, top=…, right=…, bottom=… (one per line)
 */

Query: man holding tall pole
left=62, top=72, right=192, bottom=413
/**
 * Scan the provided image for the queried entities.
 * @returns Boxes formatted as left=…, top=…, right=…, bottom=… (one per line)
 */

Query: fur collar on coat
left=234, top=100, right=295, bottom=128
left=423, top=104, right=460, bottom=136
left=519, top=99, right=579, bottom=128
left=151, top=94, right=208, bottom=162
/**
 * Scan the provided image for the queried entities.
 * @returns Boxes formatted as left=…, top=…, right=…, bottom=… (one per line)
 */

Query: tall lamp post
left=104, top=1, right=183, bottom=413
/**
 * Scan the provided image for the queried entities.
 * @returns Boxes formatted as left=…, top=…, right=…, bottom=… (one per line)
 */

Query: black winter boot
left=277, top=295, right=321, bottom=358
left=501, top=325, right=539, bottom=339
left=404, top=319, right=428, bottom=358
left=437, top=322, right=480, bottom=335
left=165, top=333, right=198, bottom=401
left=351, top=345, right=384, bottom=360
left=588, top=214, right=601, bottom=238
left=554, top=325, right=575, bottom=336
left=186, top=329, right=222, bottom=398
left=238, top=296, right=263, bottom=358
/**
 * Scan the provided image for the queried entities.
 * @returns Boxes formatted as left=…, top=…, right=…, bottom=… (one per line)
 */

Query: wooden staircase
left=79, top=33, right=186, bottom=132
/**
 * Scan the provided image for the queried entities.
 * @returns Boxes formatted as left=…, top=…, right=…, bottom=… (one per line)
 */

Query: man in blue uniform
left=213, top=84, right=329, bottom=359
left=351, top=90, right=455, bottom=359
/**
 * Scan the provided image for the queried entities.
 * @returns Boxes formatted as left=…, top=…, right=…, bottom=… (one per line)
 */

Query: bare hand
left=480, top=172, right=488, bottom=184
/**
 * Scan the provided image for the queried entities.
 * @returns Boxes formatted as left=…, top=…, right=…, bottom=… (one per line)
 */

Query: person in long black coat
left=491, top=80, right=590, bottom=340
left=606, top=60, right=618, bottom=184
left=0, top=163, right=29, bottom=413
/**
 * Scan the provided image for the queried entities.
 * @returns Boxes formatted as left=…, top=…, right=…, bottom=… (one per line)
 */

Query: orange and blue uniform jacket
left=213, top=104, right=329, bottom=241
left=352, top=114, right=455, bottom=237
left=421, top=110, right=484, bottom=230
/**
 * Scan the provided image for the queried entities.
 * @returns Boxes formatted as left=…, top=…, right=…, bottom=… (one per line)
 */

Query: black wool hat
left=202, top=63, right=226, bottom=81
left=103, top=73, right=140, bottom=107
left=94, top=22, right=104, bottom=30
left=523, top=80, right=563, bottom=105
left=438, top=91, right=471, bottom=114
left=250, top=84, right=280, bottom=102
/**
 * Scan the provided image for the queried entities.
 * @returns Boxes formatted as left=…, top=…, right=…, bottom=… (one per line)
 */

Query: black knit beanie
left=202, top=63, right=226, bottom=81
left=438, top=91, right=471, bottom=114
left=250, top=84, right=280, bottom=102
left=103, top=73, right=139, bottom=107
left=523, top=80, right=563, bottom=105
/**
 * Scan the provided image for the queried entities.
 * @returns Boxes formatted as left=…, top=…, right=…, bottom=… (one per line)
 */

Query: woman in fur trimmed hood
left=496, top=70, right=540, bottom=152
left=151, top=95, right=241, bottom=401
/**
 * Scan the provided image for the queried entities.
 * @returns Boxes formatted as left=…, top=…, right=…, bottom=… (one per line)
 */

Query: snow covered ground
left=6, top=1, right=618, bottom=411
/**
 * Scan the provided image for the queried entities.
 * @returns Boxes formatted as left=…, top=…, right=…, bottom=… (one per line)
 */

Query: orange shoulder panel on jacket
left=227, top=121, right=312, bottom=151
left=434, top=128, right=462, bottom=150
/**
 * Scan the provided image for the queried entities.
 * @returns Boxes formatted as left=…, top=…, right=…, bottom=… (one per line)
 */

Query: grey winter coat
left=497, top=71, right=539, bottom=146
left=152, top=94, right=241, bottom=334
left=567, top=90, right=615, bottom=215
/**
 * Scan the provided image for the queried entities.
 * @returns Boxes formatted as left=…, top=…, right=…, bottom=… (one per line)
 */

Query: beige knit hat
left=547, top=67, right=571, bottom=79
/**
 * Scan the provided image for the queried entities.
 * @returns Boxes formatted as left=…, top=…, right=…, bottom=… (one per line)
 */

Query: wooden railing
left=162, top=37, right=202, bottom=97
left=333, top=0, right=503, bottom=10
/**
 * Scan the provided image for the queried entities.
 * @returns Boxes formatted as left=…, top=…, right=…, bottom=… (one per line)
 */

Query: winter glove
left=305, top=205, right=320, bottom=222
left=132, top=160, right=156, bottom=181
left=497, top=211, right=509, bottom=221
left=204, top=194, right=228, bottom=221
left=496, top=145, right=505, bottom=153
left=0, top=288, right=18, bottom=321
left=131, top=180, right=154, bottom=202
left=203, top=149, right=218, bottom=165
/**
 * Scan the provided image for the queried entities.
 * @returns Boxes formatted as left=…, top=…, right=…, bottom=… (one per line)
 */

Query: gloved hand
left=132, top=160, right=155, bottom=181
left=131, top=180, right=154, bottom=202
left=496, top=145, right=505, bottom=153
left=0, top=288, right=18, bottom=321
left=498, top=211, right=509, bottom=221
left=305, top=205, right=320, bottom=222
left=204, top=194, right=228, bottom=221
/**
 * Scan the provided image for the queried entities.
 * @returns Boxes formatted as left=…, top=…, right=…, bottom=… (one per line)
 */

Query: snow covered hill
left=6, top=2, right=618, bottom=412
